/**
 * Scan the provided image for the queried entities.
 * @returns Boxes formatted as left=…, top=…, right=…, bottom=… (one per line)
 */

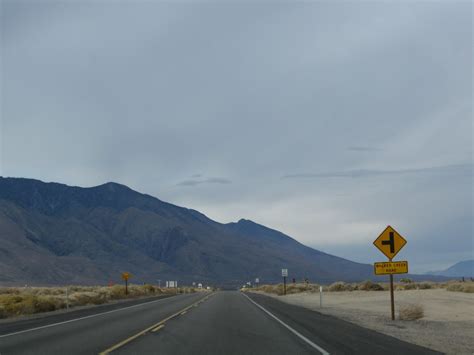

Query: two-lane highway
left=0, top=292, right=207, bottom=355
left=0, top=291, right=440, bottom=354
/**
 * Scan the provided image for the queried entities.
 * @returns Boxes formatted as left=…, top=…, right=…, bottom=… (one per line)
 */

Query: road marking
left=242, top=293, right=330, bottom=355
left=0, top=295, right=185, bottom=339
left=180, top=311, right=187, bottom=315
left=99, top=293, right=213, bottom=354
left=151, top=324, right=165, bottom=332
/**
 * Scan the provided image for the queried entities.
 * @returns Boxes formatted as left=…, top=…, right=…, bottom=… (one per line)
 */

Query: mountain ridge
left=426, top=260, right=473, bottom=278
left=0, top=177, right=445, bottom=286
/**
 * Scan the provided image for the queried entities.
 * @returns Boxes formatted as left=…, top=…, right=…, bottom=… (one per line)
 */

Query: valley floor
left=250, top=288, right=474, bottom=355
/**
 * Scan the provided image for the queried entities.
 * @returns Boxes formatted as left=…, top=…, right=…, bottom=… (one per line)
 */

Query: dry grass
left=0, top=284, right=198, bottom=319
left=246, top=280, right=388, bottom=295
left=446, top=282, right=474, bottom=293
left=399, top=303, right=424, bottom=320
left=357, top=280, right=385, bottom=291
left=328, top=282, right=355, bottom=292
left=246, top=279, right=473, bottom=296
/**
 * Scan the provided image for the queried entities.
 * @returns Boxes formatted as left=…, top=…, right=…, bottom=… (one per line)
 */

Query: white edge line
left=0, top=294, right=184, bottom=338
left=242, top=292, right=330, bottom=355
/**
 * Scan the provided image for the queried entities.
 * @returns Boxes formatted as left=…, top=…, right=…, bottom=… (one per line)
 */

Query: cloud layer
left=1, top=0, right=472, bottom=272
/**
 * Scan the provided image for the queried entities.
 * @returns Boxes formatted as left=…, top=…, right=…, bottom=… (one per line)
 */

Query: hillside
left=426, top=260, right=473, bottom=278
left=0, top=177, right=375, bottom=286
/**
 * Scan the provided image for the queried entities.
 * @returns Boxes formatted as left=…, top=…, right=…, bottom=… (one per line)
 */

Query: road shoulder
left=245, top=291, right=441, bottom=355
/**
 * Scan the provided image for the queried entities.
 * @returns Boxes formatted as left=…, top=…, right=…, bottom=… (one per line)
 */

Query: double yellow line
left=99, top=293, right=213, bottom=354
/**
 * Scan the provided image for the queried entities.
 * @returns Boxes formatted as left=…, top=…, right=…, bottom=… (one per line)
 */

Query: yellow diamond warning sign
left=373, top=226, right=407, bottom=260
left=374, top=261, right=408, bottom=275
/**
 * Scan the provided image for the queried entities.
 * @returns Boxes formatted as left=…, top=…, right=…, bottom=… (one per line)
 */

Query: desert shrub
left=107, top=285, right=127, bottom=299
left=34, top=296, right=62, bottom=312
left=328, top=282, right=344, bottom=292
left=463, top=284, right=474, bottom=293
left=30, top=287, right=65, bottom=296
left=256, top=283, right=323, bottom=294
left=0, top=288, right=21, bottom=295
left=286, top=283, right=313, bottom=294
left=260, top=285, right=277, bottom=294
left=328, top=282, right=354, bottom=292
left=447, top=283, right=474, bottom=293
left=0, top=283, right=178, bottom=319
left=399, top=304, right=424, bottom=320
left=400, top=278, right=412, bottom=283
left=418, top=282, right=432, bottom=289
left=275, top=283, right=285, bottom=295
left=403, top=283, right=417, bottom=290
left=142, top=284, right=156, bottom=293
left=1, top=294, right=35, bottom=315
left=358, top=280, right=384, bottom=291
left=0, top=294, right=65, bottom=316
left=446, top=283, right=463, bottom=292
left=71, top=292, right=106, bottom=306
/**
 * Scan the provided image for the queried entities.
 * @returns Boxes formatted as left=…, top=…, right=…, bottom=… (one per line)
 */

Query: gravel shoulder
left=251, top=289, right=474, bottom=355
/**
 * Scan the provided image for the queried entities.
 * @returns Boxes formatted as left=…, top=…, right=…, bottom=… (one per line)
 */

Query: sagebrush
left=0, top=285, right=198, bottom=319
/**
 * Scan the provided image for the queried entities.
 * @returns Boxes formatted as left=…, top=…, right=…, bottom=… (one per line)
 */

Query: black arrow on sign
left=382, top=231, right=395, bottom=253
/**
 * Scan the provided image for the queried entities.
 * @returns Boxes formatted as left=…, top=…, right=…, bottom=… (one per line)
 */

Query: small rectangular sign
left=374, top=261, right=408, bottom=275
left=282, top=269, right=288, bottom=277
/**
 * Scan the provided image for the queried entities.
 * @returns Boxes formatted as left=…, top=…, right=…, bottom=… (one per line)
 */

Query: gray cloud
left=1, top=0, right=471, bottom=272
left=177, top=177, right=232, bottom=187
left=347, top=146, right=383, bottom=152
left=283, top=163, right=472, bottom=179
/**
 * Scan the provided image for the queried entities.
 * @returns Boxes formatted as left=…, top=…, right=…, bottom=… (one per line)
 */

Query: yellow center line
left=151, top=324, right=165, bottom=332
left=98, top=293, right=213, bottom=355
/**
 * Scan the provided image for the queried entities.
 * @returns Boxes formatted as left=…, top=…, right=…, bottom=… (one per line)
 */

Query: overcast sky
left=1, top=0, right=472, bottom=273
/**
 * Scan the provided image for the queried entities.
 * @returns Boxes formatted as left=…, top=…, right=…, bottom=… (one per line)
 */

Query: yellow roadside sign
left=374, top=261, right=408, bottom=275
left=121, top=272, right=130, bottom=281
left=373, top=225, right=407, bottom=260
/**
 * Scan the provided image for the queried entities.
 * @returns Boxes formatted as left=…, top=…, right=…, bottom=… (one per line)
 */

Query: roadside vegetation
left=399, top=303, right=424, bottom=320
left=0, top=285, right=199, bottom=319
left=243, top=279, right=474, bottom=295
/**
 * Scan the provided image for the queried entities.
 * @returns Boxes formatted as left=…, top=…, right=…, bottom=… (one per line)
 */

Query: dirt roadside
left=251, top=289, right=474, bottom=355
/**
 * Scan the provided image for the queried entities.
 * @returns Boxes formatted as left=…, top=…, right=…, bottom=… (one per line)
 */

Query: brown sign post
left=373, top=226, right=408, bottom=320
left=121, top=272, right=131, bottom=295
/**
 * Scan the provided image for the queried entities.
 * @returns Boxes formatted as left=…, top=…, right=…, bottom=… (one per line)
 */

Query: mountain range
left=426, top=260, right=473, bottom=278
left=0, top=177, right=447, bottom=287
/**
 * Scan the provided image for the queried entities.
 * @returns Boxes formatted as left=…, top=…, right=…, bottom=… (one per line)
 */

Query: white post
left=66, top=287, right=69, bottom=310
left=319, top=286, right=323, bottom=308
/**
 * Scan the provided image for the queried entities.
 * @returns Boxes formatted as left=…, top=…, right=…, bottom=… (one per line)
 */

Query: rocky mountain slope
left=0, top=177, right=375, bottom=286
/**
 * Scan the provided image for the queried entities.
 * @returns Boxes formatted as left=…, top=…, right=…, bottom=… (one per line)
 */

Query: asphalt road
left=0, top=291, right=440, bottom=355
